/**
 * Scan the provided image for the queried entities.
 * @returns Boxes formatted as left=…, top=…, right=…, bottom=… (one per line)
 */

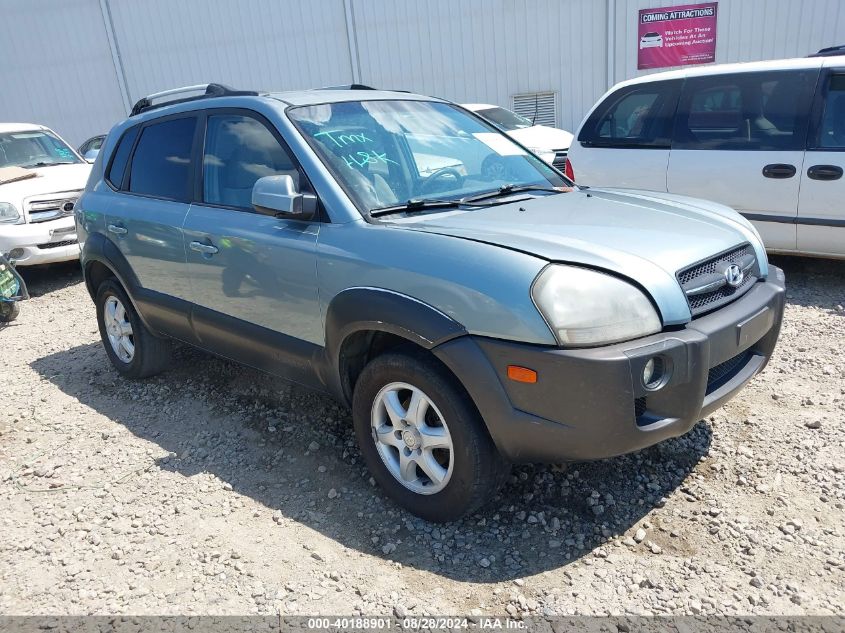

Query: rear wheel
left=95, top=279, right=171, bottom=378
left=353, top=350, right=509, bottom=522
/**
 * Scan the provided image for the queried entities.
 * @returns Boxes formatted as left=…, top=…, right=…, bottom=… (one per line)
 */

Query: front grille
left=707, top=351, right=752, bottom=394
left=552, top=150, right=568, bottom=170
left=677, top=244, right=757, bottom=316
left=37, top=239, right=77, bottom=250
left=26, top=193, right=80, bottom=224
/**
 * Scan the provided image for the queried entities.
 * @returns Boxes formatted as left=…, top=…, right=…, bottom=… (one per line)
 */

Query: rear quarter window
left=578, top=80, right=681, bottom=148
left=106, top=126, right=139, bottom=189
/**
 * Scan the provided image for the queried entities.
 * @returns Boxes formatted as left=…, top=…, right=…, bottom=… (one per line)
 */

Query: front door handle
left=189, top=240, right=219, bottom=255
left=762, top=163, right=796, bottom=179
left=107, top=224, right=128, bottom=236
left=807, top=164, right=844, bottom=181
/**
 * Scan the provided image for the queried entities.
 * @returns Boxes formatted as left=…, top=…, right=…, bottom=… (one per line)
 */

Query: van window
left=577, top=80, right=680, bottom=148
left=106, top=126, right=139, bottom=189
left=202, top=114, right=303, bottom=210
left=128, top=117, right=196, bottom=201
left=817, top=74, right=845, bottom=149
left=673, top=70, right=816, bottom=151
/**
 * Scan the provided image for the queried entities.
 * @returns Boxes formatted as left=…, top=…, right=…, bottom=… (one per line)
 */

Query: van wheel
left=352, top=350, right=510, bottom=522
left=0, top=302, right=20, bottom=322
left=95, top=279, right=171, bottom=378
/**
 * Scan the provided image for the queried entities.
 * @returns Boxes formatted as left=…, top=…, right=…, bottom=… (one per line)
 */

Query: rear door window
left=128, top=117, right=197, bottom=201
left=578, top=80, right=680, bottom=148
left=673, top=70, right=817, bottom=150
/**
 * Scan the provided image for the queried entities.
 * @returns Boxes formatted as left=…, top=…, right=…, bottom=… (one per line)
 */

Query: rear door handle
left=189, top=240, right=219, bottom=255
left=107, top=224, right=128, bottom=236
left=807, top=164, right=843, bottom=181
left=762, top=163, right=796, bottom=179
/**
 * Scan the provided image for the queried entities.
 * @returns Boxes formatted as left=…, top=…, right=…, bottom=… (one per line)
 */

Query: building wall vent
left=511, top=91, right=557, bottom=127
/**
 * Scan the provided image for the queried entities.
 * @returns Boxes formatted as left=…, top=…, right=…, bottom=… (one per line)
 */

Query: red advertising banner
left=637, top=2, right=718, bottom=70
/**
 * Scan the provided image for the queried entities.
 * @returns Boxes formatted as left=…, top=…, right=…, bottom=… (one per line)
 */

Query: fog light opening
left=642, top=356, right=667, bottom=391
left=9, top=248, right=24, bottom=260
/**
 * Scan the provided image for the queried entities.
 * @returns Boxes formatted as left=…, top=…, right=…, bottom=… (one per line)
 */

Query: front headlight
left=0, top=202, right=21, bottom=224
left=531, top=265, right=662, bottom=347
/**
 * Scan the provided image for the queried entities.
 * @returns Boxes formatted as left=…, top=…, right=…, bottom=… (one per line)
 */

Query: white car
left=566, top=52, right=845, bottom=259
left=0, top=123, right=92, bottom=265
left=462, top=103, right=573, bottom=170
left=639, top=32, right=664, bottom=49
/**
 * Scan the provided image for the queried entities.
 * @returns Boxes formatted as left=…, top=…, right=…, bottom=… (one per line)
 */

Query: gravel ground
left=0, top=256, right=843, bottom=617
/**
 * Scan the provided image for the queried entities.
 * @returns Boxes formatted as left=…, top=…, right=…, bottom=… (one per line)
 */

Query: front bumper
left=0, top=216, right=79, bottom=266
left=434, top=267, right=786, bottom=463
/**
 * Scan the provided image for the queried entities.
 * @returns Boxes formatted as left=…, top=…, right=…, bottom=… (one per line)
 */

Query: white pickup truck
left=0, top=123, right=92, bottom=266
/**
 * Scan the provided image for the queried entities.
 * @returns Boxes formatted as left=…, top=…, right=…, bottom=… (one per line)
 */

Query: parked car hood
left=507, top=125, right=574, bottom=151
left=0, top=163, right=91, bottom=206
left=395, top=187, right=767, bottom=325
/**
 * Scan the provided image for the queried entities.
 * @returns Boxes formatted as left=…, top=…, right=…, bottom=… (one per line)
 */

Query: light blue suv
left=76, top=84, right=785, bottom=521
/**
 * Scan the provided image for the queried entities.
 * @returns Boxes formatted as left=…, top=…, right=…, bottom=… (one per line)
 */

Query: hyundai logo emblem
left=724, top=264, right=744, bottom=288
left=61, top=200, right=75, bottom=213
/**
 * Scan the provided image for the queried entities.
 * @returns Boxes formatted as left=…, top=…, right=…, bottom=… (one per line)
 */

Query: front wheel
left=352, top=350, right=510, bottom=522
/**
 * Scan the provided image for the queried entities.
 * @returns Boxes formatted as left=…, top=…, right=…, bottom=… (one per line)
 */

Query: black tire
left=352, top=349, right=510, bottom=522
left=0, top=302, right=20, bottom=322
left=95, top=279, right=171, bottom=378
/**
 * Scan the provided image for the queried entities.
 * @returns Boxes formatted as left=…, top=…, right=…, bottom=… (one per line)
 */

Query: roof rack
left=809, top=45, right=845, bottom=57
left=314, top=84, right=378, bottom=91
left=130, top=83, right=259, bottom=116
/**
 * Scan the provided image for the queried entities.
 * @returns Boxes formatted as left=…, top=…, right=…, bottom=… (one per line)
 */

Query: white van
left=0, top=123, right=91, bottom=265
left=566, top=50, right=845, bottom=258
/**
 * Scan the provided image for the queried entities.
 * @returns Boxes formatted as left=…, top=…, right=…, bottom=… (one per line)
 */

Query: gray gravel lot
left=0, top=256, right=843, bottom=616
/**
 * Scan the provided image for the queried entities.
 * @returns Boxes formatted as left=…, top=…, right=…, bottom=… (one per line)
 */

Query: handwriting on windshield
left=314, top=130, right=399, bottom=169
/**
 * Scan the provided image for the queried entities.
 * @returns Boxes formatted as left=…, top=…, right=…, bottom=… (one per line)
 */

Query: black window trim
left=192, top=106, right=324, bottom=222
left=806, top=66, right=845, bottom=152
left=117, top=112, right=201, bottom=204
left=577, top=79, right=682, bottom=150
left=104, top=125, right=140, bottom=191
left=671, top=68, right=820, bottom=152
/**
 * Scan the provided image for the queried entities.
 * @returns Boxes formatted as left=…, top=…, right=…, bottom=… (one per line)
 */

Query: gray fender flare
left=322, top=287, right=467, bottom=402
left=80, top=231, right=154, bottom=331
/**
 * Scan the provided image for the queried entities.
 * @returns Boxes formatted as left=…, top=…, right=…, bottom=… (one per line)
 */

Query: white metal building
left=2, top=0, right=844, bottom=146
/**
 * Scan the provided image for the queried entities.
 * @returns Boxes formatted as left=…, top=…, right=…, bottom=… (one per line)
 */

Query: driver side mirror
left=252, top=175, right=317, bottom=220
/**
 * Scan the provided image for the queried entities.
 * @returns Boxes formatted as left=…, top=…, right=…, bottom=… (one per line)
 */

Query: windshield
left=476, top=106, right=534, bottom=131
left=288, top=100, right=564, bottom=215
left=0, top=130, right=81, bottom=169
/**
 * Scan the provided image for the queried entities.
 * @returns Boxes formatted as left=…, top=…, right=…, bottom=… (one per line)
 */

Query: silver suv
left=76, top=84, right=785, bottom=521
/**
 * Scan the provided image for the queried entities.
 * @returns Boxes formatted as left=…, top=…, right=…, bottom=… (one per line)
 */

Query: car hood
left=393, top=187, right=768, bottom=325
left=506, top=125, right=574, bottom=151
left=0, top=163, right=91, bottom=206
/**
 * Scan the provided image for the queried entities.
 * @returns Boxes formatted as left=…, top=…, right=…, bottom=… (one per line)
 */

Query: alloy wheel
left=370, top=381, right=454, bottom=495
left=103, top=295, right=135, bottom=363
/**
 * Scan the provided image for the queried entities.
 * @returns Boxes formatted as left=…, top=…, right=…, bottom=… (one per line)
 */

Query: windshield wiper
left=370, top=198, right=487, bottom=217
left=459, top=183, right=562, bottom=204
left=23, top=161, right=75, bottom=168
